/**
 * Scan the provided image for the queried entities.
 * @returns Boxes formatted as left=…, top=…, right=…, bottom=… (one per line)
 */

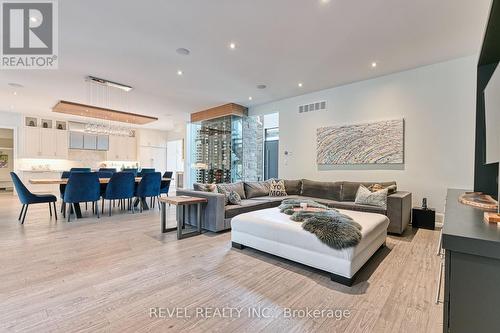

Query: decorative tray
left=458, top=192, right=498, bottom=212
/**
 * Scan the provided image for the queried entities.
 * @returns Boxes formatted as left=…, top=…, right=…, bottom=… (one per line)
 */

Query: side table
left=159, top=196, right=207, bottom=239
left=412, top=207, right=436, bottom=230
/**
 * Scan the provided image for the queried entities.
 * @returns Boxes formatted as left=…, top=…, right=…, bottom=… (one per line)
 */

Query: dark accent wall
left=474, top=0, right=500, bottom=199
left=475, top=63, right=499, bottom=198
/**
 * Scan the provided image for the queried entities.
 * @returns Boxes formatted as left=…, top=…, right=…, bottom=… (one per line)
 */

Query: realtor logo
left=1, top=0, right=58, bottom=69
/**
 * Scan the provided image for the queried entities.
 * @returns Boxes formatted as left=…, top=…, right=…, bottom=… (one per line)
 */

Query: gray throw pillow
left=216, top=186, right=230, bottom=205
left=244, top=180, right=271, bottom=198
left=355, top=184, right=388, bottom=209
left=228, top=191, right=242, bottom=205
left=216, top=182, right=246, bottom=199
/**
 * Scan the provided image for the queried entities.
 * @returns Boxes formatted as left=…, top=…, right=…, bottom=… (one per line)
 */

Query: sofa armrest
left=175, top=189, right=226, bottom=232
left=386, top=191, right=412, bottom=234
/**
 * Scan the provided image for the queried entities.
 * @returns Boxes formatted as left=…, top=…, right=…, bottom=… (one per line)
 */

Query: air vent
left=298, top=101, right=327, bottom=113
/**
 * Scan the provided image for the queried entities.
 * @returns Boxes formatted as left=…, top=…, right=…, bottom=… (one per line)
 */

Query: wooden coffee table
left=159, top=196, right=207, bottom=239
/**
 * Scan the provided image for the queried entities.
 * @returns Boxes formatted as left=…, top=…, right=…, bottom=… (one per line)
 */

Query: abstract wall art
left=0, top=154, right=8, bottom=168
left=316, top=119, right=404, bottom=164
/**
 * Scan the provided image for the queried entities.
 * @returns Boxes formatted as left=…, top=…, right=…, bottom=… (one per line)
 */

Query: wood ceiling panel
left=52, top=100, right=158, bottom=125
left=190, top=103, right=248, bottom=122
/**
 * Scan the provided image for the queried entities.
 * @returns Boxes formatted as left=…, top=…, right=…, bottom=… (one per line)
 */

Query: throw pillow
left=244, top=180, right=272, bottom=198
left=194, top=183, right=216, bottom=192
left=216, top=182, right=246, bottom=199
left=228, top=191, right=242, bottom=205
left=216, top=185, right=230, bottom=205
left=355, top=185, right=388, bottom=209
left=269, top=180, right=288, bottom=197
left=368, top=183, right=397, bottom=194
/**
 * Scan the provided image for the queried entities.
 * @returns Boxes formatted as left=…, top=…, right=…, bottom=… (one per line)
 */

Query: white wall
left=250, top=56, right=477, bottom=213
left=263, top=113, right=279, bottom=129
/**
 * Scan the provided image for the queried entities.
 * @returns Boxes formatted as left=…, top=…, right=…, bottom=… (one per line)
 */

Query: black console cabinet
left=442, top=189, right=500, bottom=333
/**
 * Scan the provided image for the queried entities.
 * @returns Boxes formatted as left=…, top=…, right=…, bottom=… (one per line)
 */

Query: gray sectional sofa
left=176, top=179, right=412, bottom=235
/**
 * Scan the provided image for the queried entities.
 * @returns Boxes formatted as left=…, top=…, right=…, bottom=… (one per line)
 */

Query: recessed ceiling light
left=30, top=17, right=37, bottom=22
left=229, top=42, right=236, bottom=49
left=298, top=82, right=303, bottom=87
left=176, top=48, right=190, bottom=56
left=371, top=62, right=377, bottom=68
left=177, top=70, right=183, bottom=76
left=320, top=0, right=331, bottom=4
left=248, top=96, right=253, bottom=101
left=256, top=84, right=267, bottom=89
left=13, top=91, right=17, bottom=95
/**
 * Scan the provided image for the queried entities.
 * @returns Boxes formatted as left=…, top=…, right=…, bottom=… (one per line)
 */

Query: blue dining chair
left=160, top=171, right=173, bottom=197
left=59, top=171, right=71, bottom=216
left=137, top=168, right=155, bottom=177
left=64, top=172, right=101, bottom=222
left=122, top=168, right=138, bottom=176
left=135, top=172, right=161, bottom=212
left=70, top=167, right=91, bottom=172
left=102, top=172, right=136, bottom=216
left=10, top=172, right=57, bottom=224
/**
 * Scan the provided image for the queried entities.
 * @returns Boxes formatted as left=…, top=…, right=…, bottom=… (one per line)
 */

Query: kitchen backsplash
left=18, top=149, right=139, bottom=171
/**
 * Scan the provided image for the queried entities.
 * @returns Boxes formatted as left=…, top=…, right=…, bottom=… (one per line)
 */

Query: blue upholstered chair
left=135, top=172, right=161, bottom=212
left=70, top=167, right=91, bottom=172
left=160, top=171, right=173, bottom=196
left=59, top=171, right=71, bottom=216
left=10, top=172, right=57, bottom=224
left=122, top=168, right=138, bottom=176
left=137, top=168, right=155, bottom=177
left=98, top=168, right=116, bottom=173
left=63, top=172, right=101, bottom=221
left=101, top=172, right=136, bottom=216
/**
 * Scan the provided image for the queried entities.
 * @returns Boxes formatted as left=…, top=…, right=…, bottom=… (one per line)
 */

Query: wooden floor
left=0, top=193, right=443, bottom=333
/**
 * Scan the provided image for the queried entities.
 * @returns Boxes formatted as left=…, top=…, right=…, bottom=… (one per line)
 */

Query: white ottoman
left=231, top=207, right=389, bottom=286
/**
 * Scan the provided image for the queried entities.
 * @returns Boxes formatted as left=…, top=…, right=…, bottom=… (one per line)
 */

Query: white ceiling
left=0, top=0, right=492, bottom=130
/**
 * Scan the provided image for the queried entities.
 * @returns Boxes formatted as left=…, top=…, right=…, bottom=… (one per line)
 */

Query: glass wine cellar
left=188, top=115, right=264, bottom=185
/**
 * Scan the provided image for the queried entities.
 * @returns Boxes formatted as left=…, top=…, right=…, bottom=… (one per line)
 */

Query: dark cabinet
left=442, top=189, right=500, bottom=332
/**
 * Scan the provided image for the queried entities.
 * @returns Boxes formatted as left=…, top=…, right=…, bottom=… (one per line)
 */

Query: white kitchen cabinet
left=137, top=129, right=167, bottom=148
left=126, top=136, right=137, bottom=160
left=107, top=135, right=121, bottom=160
left=23, top=127, right=68, bottom=159
left=55, top=130, right=68, bottom=159
left=139, top=146, right=166, bottom=172
left=108, top=135, right=137, bottom=161
left=24, top=127, right=41, bottom=157
left=40, top=129, right=55, bottom=157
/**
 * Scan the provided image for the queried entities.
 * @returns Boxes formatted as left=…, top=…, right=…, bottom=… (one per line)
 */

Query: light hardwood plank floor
left=0, top=193, right=443, bottom=333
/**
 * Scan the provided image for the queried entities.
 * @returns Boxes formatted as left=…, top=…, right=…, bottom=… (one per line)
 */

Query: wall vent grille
left=298, top=101, right=327, bottom=113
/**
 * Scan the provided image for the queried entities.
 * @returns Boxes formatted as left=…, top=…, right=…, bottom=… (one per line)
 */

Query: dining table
left=28, top=177, right=172, bottom=185
left=29, top=177, right=173, bottom=217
